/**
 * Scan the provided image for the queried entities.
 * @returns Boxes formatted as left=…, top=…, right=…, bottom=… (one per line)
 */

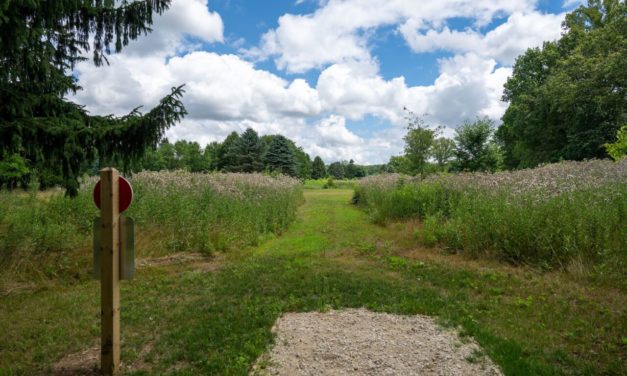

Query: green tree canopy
left=604, top=125, right=627, bottom=160
left=497, top=0, right=626, bottom=168
left=431, top=137, right=456, bottom=171
left=0, top=0, right=186, bottom=195
left=236, top=128, right=264, bottom=173
left=327, top=161, right=345, bottom=179
left=292, top=146, right=312, bottom=180
left=345, top=159, right=365, bottom=179
left=263, top=135, right=297, bottom=176
left=403, top=113, right=439, bottom=177
left=218, top=132, right=241, bottom=172
left=0, top=154, right=29, bottom=190
left=311, top=156, right=327, bottom=179
left=205, top=142, right=221, bottom=171
left=454, top=118, right=502, bottom=172
left=174, top=140, right=206, bottom=172
left=387, top=155, right=412, bottom=174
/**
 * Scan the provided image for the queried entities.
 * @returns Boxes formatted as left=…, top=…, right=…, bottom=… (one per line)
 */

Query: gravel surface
left=253, top=308, right=502, bottom=376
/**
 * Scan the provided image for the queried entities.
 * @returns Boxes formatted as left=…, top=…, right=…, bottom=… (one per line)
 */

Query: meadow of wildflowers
left=354, top=160, right=626, bottom=276
left=0, top=172, right=302, bottom=281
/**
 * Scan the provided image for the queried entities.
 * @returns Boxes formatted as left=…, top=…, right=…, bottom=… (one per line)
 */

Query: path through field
left=2, top=189, right=623, bottom=375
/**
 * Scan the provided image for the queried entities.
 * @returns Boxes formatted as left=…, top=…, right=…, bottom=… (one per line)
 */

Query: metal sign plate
left=93, top=216, right=135, bottom=280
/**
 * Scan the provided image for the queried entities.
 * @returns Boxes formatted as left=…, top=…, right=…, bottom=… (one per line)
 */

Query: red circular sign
left=93, top=176, right=133, bottom=213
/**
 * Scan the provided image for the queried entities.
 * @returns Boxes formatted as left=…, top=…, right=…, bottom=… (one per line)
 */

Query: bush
left=323, top=178, right=335, bottom=189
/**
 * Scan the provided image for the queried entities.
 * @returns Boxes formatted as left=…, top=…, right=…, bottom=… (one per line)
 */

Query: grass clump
left=354, top=160, right=627, bottom=281
left=0, top=172, right=302, bottom=284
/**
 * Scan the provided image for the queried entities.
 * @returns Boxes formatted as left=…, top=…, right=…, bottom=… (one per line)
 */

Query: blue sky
left=72, top=0, right=578, bottom=164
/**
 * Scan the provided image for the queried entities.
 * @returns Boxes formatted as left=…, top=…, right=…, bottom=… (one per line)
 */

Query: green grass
left=1, top=190, right=625, bottom=375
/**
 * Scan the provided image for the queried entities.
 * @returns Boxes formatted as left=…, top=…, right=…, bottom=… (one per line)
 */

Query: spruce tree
left=263, top=135, right=297, bottom=177
left=311, top=156, right=326, bottom=179
left=236, top=128, right=264, bottom=172
left=0, top=1, right=186, bottom=195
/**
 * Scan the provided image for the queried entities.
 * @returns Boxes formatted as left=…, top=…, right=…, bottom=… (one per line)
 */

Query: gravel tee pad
left=254, top=308, right=502, bottom=376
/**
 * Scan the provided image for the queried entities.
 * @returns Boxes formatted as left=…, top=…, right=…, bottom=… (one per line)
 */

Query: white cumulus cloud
left=70, top=0, right=568, bottom=164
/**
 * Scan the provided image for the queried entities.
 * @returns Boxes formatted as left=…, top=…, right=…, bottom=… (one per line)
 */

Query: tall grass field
left=354, top=160, right=626, bottom=284
left=0, top=171, right=302, bottom=284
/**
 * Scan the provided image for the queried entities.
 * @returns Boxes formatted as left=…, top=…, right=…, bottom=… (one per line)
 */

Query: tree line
left=497, top=0, right=625, bottom=168
left=106, top=128, right=375, bottom=180
left=388, top=114, right=502, bottom=176
left=134, top=129, right=311, bottom=179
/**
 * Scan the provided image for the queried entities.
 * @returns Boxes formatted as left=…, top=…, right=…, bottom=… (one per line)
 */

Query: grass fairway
left=1, top=189, right=624, bottom=375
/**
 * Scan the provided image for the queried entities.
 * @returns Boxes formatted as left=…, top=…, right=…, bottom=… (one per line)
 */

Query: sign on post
left=93, top=216, right=135, bottom=280
left=92, top=168, right=134, bottom=375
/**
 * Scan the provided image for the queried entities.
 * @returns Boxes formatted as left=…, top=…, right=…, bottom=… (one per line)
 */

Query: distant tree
left=0, top=1, right=186, bottom=195
left=345, top=159, right=365, bottom=179
left=0, top=153, right=29, bottom=190
left=387, top=155, right=413, bottom=174
left=496, top=0, right=626, bottom=168
left=172, top=140, right=205, bottom=172
left=454, top=118, right=502, bottom=172
left=311, top=156, right=327, bottom=179
left=431, top=138, right=456, bottom=171
left=293, top=147, right=312, bottom=180
left=236, top=128, right=264, bottom=172
left=403, top=113, right=439, bottom=177
left=604, top=125, right=627, bottom=160
left=218, top=132, right=241, bottom=172
left=140, top=146, right=165, bottom=171
left=158, top=140, right=179, bottom=170
left=327, top=161, right=345, bottom=179
left=369, top=164, right=392, bottom=174
left=263, top=135, right=297, bottom=176
left=356, top=169, right=366, bottom=178
left=205, top=142, right=221, bottom=171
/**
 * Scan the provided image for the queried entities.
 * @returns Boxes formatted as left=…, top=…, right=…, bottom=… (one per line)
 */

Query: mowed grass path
left=1, top=190, right=624, bottom=375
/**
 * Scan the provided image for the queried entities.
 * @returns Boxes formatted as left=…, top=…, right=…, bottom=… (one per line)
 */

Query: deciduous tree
left=497, top=0, right=626, bottom=168
left=311, top=156, right=327, bottom=179
left=454, top=118, right=502, bottom=172
left=403, top=113, right=438, bottom=177
left=431, top=138, right=456, bottom=171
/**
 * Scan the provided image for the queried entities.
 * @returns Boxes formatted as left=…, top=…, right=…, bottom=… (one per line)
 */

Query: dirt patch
left=0, top=281, right=38, bottom=296
left=137, top=252, right=207, bottom=267
left=253, top=308, right=502, bottom=376
left=52, top=345, right=100, bottom=375
left=136, top=252, right=224, bottom=273
left=53, top=341, right=157, bottom=375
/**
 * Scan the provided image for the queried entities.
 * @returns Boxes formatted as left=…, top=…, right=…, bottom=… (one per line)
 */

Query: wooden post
left=100, top=168, right=120, bottom=375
